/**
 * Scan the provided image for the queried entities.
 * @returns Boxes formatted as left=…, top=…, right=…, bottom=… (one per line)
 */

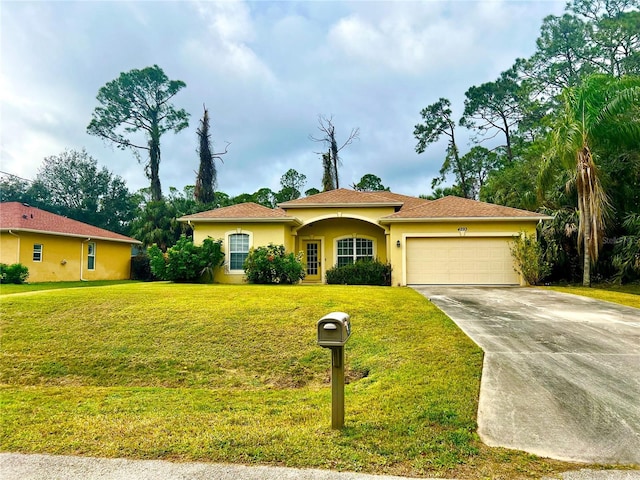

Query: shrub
left=510, top=232, right=551, bottom=285
left=243, top=244, right=305, bottom=284
left=612, top=214, right=640, bottom=284
left=0, top=263, right=29, bottom=284
left=148, top=235, right=224, bottom=283
left=130, top=253, right=154, bottom=281
left=325, top=259, right=391, bottom=286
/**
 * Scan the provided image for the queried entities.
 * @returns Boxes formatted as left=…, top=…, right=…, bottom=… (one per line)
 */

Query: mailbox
left=317, top=312, right=351, bottom=347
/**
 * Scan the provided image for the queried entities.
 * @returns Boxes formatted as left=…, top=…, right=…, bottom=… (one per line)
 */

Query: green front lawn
left=548, top=284, right=640, bottom=309
left=0, top=284, right=579, bottom=478
left=0, top=279, right=140, bottom=295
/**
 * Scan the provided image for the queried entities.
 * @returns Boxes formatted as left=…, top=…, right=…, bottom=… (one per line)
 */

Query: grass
left=0, top=280, right=139, bottom=296
left=546, top=283, right=640, bottom=309
left=1, top=283, right=587, bottom=478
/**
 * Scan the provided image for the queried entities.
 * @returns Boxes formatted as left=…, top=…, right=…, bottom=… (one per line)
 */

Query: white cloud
left=1, top=0, right=567, bottom=199
left=186, top=0, right=276, bottom=83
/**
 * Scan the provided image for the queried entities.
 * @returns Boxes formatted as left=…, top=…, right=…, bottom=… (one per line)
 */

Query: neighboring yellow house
left=0, top=202, right=141, bottom=282
left=179, top=189, right=551, bottom=286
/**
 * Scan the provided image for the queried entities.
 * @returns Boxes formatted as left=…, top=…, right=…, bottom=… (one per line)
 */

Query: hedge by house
left=326, top=259, right=391, bottom=286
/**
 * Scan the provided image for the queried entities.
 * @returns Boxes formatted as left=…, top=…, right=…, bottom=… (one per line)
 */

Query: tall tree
left=569, top=0, right=640, bottom=77
left=352, top=174, right=389, bottom=192
left=459, top=69, right=527, bottom=162
left=538, top=74, right=640, bottom=286
left=524, top=13, right=594, bottom=94
left=275, top=168, right=306, bottom=203
left=458, top=146, right=502, bottom=200
left=310, top=115, right=359, bottom=189
left=87, top=65, right=189, bottom=202
left=0, top=172, right=33, bottom=204
left=252, top=188, right=276, bottom=208
left=520, top=1, right=639, bottom=99
left=194, top=106, right=229, bottom=205
left=414, top=98, right=471, bottom=198
left=29, top=149, right=137, bottom=234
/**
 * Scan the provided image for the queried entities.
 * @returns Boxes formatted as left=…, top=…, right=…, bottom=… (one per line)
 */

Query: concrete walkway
left=412, top=286, right=640, bottom=465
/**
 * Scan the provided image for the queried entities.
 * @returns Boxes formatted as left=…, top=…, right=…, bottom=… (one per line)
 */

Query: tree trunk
left=330, top=131, right=339, bottom=189
left=149, top=133, right=162, bottom=202
left=322, top=152, right=335, bottom=191
left=502, top=112, right=513, bottom=162
left=578, top=153, right=592, bottom=287
left=449, top=127, right=470, bottom=198
left=582, top=192, right=592, bottom=287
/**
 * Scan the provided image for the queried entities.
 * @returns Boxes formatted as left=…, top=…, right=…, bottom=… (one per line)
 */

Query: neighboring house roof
left=0, top=202, right=141, bottom=244
left=381, top=196, right=552, bottom=222
left=179, top=202, right=302, bottom=224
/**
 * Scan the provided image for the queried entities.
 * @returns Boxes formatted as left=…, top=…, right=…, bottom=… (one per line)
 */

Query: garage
left=406, top=237, right=520, bottom=285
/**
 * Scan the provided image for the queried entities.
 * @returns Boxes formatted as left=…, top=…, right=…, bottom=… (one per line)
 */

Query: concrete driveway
left=411, top=286, right=640, bottom=465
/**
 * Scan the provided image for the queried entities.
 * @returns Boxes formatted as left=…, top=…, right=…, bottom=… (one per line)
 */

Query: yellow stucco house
left=179, top=189, right=550, bottom=286
left=0, top=202, right=141, bottom=282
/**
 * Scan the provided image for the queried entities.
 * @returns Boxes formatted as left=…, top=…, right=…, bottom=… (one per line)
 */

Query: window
left=33, top=244, right=43, bottom=262
left=336, top=237, right=373, bottom=267
left=229, top=233, right=249, bottom=271
left=87, top=242, right=96, bottom=270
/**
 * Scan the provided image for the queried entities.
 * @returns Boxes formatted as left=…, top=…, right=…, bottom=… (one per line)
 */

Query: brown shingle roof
left=278, top=188, right=408, bottom=207
left=0, top=202, right=141, bottom=243
left=177, top=193, right=549, bottom=224
left=179, top=202, right=300, bottom=223
left=382, top=196, right=551, bottom=221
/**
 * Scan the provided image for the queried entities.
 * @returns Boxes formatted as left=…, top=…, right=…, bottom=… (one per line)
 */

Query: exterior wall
left=186, top=211, right=541, bottom=287
left=190, top=222, right=292, bottom=284
left=295, top=217, right=388, bottom=283
left=387, top=220, right=539, bottom=287
left=0, top=231, right=133, bottom=282
left=83, top=240, right=134, bottom=281
left=0, top=234, right=20, bottom=264
left=285, top=206, right=397, bottom=225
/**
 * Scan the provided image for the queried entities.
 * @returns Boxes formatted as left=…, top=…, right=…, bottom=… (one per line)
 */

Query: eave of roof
left=380, top=215, right=552, bottom=224
left=179, top=216, right=302, bottom=225
left=1, top=227, right=142, bottom=244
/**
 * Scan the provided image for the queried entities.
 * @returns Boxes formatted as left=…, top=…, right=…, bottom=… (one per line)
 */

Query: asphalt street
left=412, top=286, right=640, bottom=465
left=1, top=454, right=639, bottom=480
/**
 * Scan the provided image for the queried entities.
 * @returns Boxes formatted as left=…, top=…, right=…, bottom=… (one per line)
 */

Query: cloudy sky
left=1, top=0, right=565, bottom=198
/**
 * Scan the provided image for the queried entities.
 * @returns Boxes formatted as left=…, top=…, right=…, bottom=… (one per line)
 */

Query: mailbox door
left=318, top=320, right=342, bottom=345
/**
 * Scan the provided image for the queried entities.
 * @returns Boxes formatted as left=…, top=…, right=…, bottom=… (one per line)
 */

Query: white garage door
left=406, top=237, right=520, bottom=285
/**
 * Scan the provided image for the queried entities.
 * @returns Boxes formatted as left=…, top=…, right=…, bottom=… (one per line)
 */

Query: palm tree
left=539, top=74, right=640, bottom=286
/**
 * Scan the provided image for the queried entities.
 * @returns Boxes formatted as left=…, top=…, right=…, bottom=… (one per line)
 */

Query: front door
left=303, top=240, right=321, bottom=282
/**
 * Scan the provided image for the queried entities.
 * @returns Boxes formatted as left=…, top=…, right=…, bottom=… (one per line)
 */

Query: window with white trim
left=87, top=242, right=96, bottom=270
left=229, top=233, right=250, bottom=271
left=336, top=237, right=373, bottom=267
left=33, top=244, right=43, bottom=262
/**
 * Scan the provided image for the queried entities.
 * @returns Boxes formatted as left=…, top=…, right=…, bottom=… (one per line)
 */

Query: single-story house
left=179, top=189, right=551, bottom=286
left=0, top=202, right=141, bottom=282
